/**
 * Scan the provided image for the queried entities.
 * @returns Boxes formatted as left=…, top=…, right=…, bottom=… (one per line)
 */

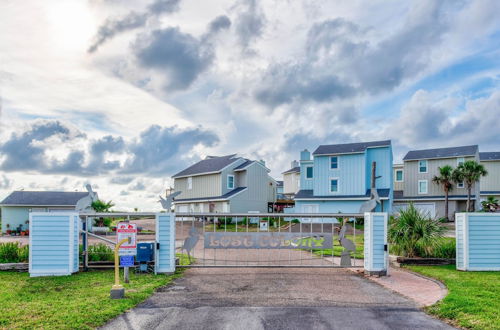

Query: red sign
left=117, top=222, right=137, bottom=256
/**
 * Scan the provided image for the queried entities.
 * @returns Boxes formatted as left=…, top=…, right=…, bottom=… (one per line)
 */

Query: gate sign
left=117, top=222, right=137, bottom=256
left=204, top=232, right=333, bottom=249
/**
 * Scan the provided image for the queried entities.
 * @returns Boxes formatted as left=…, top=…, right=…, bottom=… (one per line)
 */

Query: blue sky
left=0, top=0, right=499, bottom=209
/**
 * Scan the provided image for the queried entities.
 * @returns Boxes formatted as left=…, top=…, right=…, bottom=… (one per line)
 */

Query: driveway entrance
left=102, top=267, right=453, bottom=329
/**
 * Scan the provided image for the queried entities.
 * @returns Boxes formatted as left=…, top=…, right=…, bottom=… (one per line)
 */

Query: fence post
left=29, top=212, right=80, bottom=277
left=155, top=213, right=176, bottom=274
left=364, top=212, right=388, bottom=276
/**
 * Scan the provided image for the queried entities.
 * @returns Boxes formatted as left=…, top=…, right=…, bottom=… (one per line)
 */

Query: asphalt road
left=102, top=267, right=454, bottom=330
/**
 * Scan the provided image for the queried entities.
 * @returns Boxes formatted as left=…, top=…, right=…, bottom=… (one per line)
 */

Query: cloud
left=208, top=15, right=232, bottom=35
left=129, top=181, right=146, bottom=191
left=133, top=28, right=214, bottom=91
left=132, top=14, right=231, bottom=92
left=0, top=175, right=12, bottom=189
left=110, top=176, right=134, bottom=185
left=233, top=0, right=265, bottom=53
left=0, top=120, right=219, bottom=176
left=122, top=125, right=219, bottom=174
left=387, top=89, right=500, bottom=150
left=88, top=0, right=182, bottom=53
left=0, top=120, right=80, bottom=171
left=252, top=1, right=453, bottom=109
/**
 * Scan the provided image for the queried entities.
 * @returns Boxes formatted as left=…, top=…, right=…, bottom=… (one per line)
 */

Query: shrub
left=416, top=238, right=456, bottom=259
left=87, top=243, right=114, bottom=262
left=0, top=242, right=28, bottom=263
left=388, top=203, right=446, bottom=258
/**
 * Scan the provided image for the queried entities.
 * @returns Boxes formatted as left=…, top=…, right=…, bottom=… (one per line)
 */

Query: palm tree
left=388, top=203, right=445, bottom=258
left=432, top=165, right=454, bottom=221
left=481, top=196, right=499, bottom=212
left=453, top=160, right=488, bottom=212
left=91, top=200, right=115, bottom=227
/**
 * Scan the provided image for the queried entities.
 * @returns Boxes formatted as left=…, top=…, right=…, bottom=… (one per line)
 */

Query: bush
left=389, top=203, right=446, bottom=258
left=416, top=238, right=456, bottom=259
left=0, top=242, right=28, bottom=263
left=87, top=243, right=114, bottom=262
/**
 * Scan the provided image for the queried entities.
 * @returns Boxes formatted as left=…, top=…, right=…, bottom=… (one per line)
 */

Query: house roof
left=0, top=191, right=89, bottom=206
left=480, top=152, right=500, bottom=161
left=233, top=159, right=254, bottom=170
left=294, top=188, right=390, bottom=200
left=403, top=145, right=478, bottom=161
left=173, top=187, right=247, bottom=202
left=313, top=140, right=391, bottom=156
left=282, top=166, right=300, bottom=174
left=172, top=154, right=239, bottom=178
left=276, top=180, right=283, bottom=187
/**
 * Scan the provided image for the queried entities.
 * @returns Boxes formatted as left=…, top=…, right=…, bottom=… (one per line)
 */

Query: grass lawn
left=312, top=234, right=364, bottom=259
left=0, top=255, right=189, bottom=329
left=407, top=265, right=500, bottom=329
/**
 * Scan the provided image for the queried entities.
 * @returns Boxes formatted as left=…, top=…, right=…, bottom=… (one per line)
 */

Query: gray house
left=479, top=152, right=500, bottom=201
left=172, top=154, right=276, bottom=213
left=393, top=145, right=480, bottom=219
left=0, top=191, right=91, bottom=234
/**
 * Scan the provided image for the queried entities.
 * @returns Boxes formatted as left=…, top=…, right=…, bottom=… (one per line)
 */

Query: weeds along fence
left=0, top=242, right=115, bottom=264
left=0, top=242, right=29, bottom=263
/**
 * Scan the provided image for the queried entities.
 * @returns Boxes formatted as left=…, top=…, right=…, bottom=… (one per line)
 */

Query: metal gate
left=175, top=212, right=364, bottom=268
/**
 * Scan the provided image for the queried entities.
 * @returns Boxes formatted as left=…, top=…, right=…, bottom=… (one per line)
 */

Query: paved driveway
left=102, top=267, right=453, bottom=330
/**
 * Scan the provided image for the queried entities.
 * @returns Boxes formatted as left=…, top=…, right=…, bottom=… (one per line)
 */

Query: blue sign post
left=119, top=255, right=135, bottom=267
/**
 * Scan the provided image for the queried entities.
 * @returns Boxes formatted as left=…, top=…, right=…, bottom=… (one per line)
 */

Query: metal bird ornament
left=75, top=184, right=98, bottom=213
left=183, top=227, right=200, bottom=263
left=158, top=191, right=182, bottom=212
left=338, top=222, right=356, bottom=266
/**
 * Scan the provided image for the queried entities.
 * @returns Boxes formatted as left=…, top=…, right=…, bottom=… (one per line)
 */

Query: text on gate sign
left=204, top=232, right=333, bottom=249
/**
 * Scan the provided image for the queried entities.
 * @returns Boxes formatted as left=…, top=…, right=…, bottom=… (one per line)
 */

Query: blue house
left=294, top=140, right=393, bottom=215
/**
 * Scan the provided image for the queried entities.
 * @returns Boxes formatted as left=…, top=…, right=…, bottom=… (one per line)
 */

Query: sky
left=0, top=0, right=499, bottom=210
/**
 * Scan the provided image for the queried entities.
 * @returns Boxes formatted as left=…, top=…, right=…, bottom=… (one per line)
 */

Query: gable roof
left=480, top=152, right=500, bottom=161
left=313, top=140, right=391, bottom=156
left=233, top=159, right=254, bottom=171
left=0, top=191, right=89, bottom=206
left=403, top=145, right=478, bottom=161
left=172, top=154, right=239, bottom=178
left=282, top=166, right=300, bottom=174
left=173, top=187, right=247, bottom=202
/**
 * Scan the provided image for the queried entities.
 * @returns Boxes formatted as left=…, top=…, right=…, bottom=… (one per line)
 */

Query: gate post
left=29, top=212, right=80, bottom=277
left=364, top=212, right=388, bottom=276
left=155, top=213, right=176, bottom=274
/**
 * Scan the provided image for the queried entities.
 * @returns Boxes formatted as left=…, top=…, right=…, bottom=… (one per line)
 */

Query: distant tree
left=481, top=196, right=499, bottom=212
left=91, top=200, right=115, bottom=227
left=453, top=161, right=488, bottom=212
left=432, top=165, right=454, bottom=221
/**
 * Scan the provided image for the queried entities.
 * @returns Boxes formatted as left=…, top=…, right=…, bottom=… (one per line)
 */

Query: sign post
left=111, top=223, right=137, bottom=298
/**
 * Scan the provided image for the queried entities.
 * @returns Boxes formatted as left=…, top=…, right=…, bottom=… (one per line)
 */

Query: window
left=330, top=178, right=339, bottom=192
left=457, top=157, right=465, bottom=166
left=330, top=156, right=338, bottom=169
left=418, top=180, right=428, bottom=194
left=395, top=169, right=404, bottom=182
left=306, top=166, right=313, bottom=179
left=418, top=160, right=428, bottom=173
left=227, top=175, right=235, bottom=189
left=187, top=177, right=192, bottom=190
left=457, top=181, right=464, bottom=188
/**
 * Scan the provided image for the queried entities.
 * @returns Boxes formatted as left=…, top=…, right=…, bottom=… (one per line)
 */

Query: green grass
left=0, top=256, right=190, bottom=329
left=312, top=234, right=364, bottom=259
left=407, top=265, right=500, bottom=329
